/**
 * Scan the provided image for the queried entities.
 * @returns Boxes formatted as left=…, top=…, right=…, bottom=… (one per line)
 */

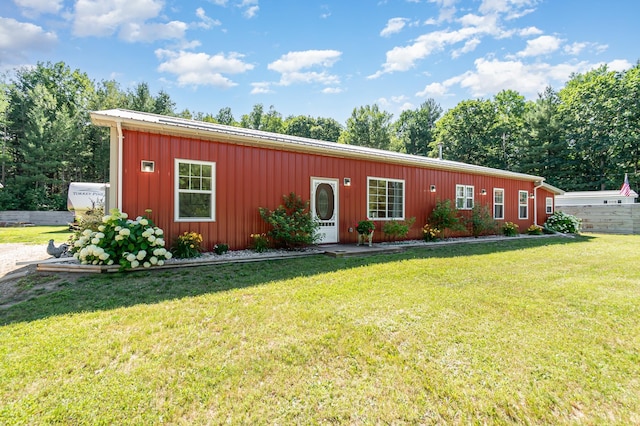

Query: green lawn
left=0, top=226, right=73, bottom=244
left=1, top=234, right=640, bottom=424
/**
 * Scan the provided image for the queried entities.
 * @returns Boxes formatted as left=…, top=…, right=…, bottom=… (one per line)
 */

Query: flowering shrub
left=250, top=233, right=269, bottom=253
left=172, top=231, right=203, bottom=259
left=544, top=211, right=582, bottom=234
left=422, top=223, right=440, bottom=242
left=214, top=243, right=229, bottom=255
left=70, top=209, right=171, bottom=270
left=526, top=224, right=543, bottom=235
left=502, top=222, right=519, bottom=237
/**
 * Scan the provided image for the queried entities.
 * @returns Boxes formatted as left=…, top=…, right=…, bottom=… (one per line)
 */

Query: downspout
left=116, top=121, right=123, bottom=210
left=533, top=180, right=544, bottom=226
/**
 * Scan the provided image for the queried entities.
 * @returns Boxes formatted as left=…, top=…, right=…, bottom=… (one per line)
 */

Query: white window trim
left=366, top=176, right=405, bottom=220
left=174, top=158, right=216, bottom=222
left=546, top=197, right=554, bottom=214
left=493, top=188, right=505, bottom=220
left=456, top=184, right=474, bottom=210
left=518, top=190, right=528, bottom=220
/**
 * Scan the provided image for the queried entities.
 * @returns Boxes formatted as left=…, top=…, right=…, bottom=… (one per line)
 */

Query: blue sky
left=1, top=0, right=637, bottom=123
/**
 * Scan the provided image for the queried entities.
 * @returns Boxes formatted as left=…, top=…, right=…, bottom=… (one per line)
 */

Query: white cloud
left=251, top=82, right=274, bottom=94
left=451, top=38, right=480, bottom=58
left=442, top=57, right=601, bottom=98
left=518, top=26, right=543, bottom=36
left=322, top=87, right=342, bottom=94
left=155, top=49, right=254, bottom=88
left=73, top=0, right=187, bottom=42
left=238, top=0, right=259, bottom=18
left=14, top=0, right=63, bottom=15
left=209, top=0, right=228, bottom=5
left=416, top=82, right=451, bottom=97
left=269, top=50, right=341, bottom=73
left=564, top=41, right=608, bottom=56
left=418, top=58, right=635, bottom=102
left=266, top=50, right=342, bottom=90
left=479, top=0, right=537, bottom=16
left=195, top=7, right=221, bottom=29
left=120, top=21, right=188, bottom=43
left=380, top=18, right=409, bottom=37
left=517, top=35, right=562, bottom=57
left=0, top=17, right=57, bottom=64
left=426, top=0, right=458, bottom=23
left=607, top=59, right=633, bottom=72
left=244, top=5, right=259, bottom=18
left=369, top=26, right=485, bottom=77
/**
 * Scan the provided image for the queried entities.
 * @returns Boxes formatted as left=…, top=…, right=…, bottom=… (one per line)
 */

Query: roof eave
left=90, top=108, right=546, bottom=182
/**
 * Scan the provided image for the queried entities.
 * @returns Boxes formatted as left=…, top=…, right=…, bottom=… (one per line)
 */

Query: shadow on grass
left=1, top=235, right=593, bottom=325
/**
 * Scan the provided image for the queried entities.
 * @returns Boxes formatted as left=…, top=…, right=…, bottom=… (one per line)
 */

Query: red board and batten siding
left=120, top=129, right=551, bottom=250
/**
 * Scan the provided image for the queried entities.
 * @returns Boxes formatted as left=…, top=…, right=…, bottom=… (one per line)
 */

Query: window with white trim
left=546, top=197, right=553, bottom=214
left=456, top=185, right=474, bottom=210
left=519, top=190, right=528, bottom=219
left=367, top=177, right=404, bottom=219
left=494, top=188, right=504, bottom=219
left=175, top=159, right=215, bottom=221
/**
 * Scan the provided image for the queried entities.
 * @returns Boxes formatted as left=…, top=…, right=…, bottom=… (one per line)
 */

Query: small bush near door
left=259, top=192, right=320, bottom=249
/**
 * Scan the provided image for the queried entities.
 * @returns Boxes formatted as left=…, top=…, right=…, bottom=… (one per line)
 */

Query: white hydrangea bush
left=70, top=209, right=172, bottom=269
left=543, top=211, right=582, bottom=234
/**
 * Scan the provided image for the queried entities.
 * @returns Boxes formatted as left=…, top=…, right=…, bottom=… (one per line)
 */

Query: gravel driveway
left=0, top=243, right=51, bottom=279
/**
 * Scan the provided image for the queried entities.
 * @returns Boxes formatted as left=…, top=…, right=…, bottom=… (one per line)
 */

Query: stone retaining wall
left=0, top=211, right=74, bottom=226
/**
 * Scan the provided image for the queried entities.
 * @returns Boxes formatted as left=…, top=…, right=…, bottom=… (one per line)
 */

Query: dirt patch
left=0, top=244, right=83, bottom=310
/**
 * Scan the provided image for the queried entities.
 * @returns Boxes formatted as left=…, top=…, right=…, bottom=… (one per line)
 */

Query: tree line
left=1, top=60, right=638, bottom=211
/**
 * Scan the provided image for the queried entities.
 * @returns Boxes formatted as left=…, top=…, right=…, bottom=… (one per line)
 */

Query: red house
left=90, top=109, right=563, bottom=250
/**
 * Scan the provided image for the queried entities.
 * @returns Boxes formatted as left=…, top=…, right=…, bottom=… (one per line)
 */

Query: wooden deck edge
left=36, top=251, right=324, bottom=274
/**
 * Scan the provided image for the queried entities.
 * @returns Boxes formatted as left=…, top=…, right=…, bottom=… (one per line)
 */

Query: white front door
left=311, top=178, right=339, bottom=243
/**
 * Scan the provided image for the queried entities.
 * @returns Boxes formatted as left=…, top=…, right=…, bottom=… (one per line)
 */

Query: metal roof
left=91, top=108, right=547, bottom=183
left=557, top=190, right=637, bottom=198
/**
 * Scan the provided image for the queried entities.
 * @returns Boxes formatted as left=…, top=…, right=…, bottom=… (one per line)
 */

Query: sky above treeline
left=1, top=0, right=637, bottom=123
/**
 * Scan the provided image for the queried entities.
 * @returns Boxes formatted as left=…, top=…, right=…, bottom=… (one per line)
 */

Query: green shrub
left=356, top=220, right=375, bottom=234
left=428, top=199, right=464, bottom=238
left=172, top=231, right=203, bottom=259
left=69, top=209, right=172, bottom=270
left=467, top=205, right=497, bottom=237
left=73, top=206, right=105, bottom=232
left=382, top=217, right=416, bottom=239
left=213, top=243, right=229, bottom=255
left=502, top=222, right=519, bottom=237
left=544, top=211, right=582, bottom=234
left=259, top=192, right=320, bottom=249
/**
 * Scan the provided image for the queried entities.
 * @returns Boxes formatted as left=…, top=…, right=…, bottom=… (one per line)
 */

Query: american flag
left=620, top=173, right=632, bottom=196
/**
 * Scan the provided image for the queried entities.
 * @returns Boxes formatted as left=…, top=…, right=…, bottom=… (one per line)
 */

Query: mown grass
left=1, top=234, right=640, bottom=424
left=0, top=226, right=73, bottom=244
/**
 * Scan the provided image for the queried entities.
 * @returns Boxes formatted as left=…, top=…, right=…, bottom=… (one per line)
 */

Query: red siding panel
left=120, top=129, right=551, bottom=249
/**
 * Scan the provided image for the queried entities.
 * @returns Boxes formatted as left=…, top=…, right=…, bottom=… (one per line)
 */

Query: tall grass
left=1, top=234, right=639, bottom=424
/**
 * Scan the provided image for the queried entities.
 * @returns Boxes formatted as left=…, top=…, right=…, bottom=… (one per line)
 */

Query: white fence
left=0, top=211, right=74, bottom=226
left=557, top=204, right=640, bottom=234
